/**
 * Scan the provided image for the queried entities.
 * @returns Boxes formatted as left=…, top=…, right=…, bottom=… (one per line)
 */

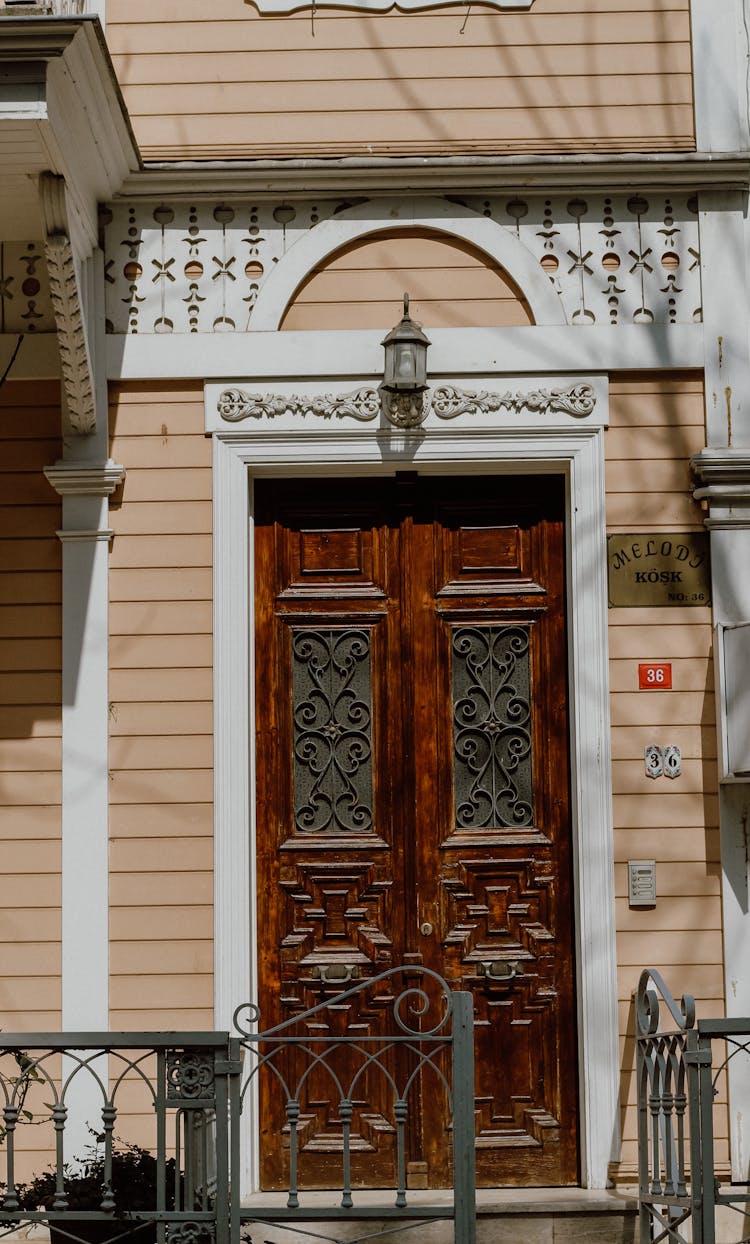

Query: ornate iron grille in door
left=452, top=624, right=534, bottom=830
left=292, top=627, right=374, bottom=835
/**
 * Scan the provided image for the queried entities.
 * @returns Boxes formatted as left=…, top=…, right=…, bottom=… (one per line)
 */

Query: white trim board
left=108, top=324, right=705, bottom=382
left=211, top=393, right=618, bottom=1192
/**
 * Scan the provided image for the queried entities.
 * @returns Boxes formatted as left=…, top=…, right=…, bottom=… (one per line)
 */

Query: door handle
left=310, top=963, right=360, bottom=984
left=419, top=922, right=434, bottom=937
left=477, top=960, right=521, bottom=981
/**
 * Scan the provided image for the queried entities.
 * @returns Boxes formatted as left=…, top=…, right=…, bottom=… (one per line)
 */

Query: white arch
left=251, top=196, right=568, bottom=331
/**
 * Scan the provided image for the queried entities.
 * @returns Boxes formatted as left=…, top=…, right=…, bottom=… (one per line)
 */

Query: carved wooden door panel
left=254, top=474, right=577, bottom=1190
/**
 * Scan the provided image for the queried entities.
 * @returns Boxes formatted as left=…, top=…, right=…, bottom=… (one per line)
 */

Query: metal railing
left=636, top=967, right=750, bottom=1244
left=0, top=966, right=475, bottom=1244
left=0, top=1, right=86, bottom=14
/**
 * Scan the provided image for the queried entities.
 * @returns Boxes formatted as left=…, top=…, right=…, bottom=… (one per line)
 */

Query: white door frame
left=209, top=384, right=618, bottom=1193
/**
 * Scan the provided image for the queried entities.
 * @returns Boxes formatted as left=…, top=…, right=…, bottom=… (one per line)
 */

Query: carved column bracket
left=39, top=173, right=96, bottom=436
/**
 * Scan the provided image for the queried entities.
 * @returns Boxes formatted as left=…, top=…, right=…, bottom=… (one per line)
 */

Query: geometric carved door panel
left=254, top=474, right=577, bottom=1189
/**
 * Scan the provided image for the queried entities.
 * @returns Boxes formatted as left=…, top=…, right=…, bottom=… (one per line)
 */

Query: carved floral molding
left=218, top=386, right=380, bottom=423
left=217, top=382, right=596, bottom=428
left=431, top=383, right=596, bottom=420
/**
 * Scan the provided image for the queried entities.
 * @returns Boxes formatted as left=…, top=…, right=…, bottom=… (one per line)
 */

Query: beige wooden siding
left=108, top=383, right=213, bottom=1031
left=0, top=379, right=62, bottom=1039
left=605, top=373, right=723, bottom=1179
left=0, top=380, right=61, bottom=1177
left=281, top=230, right=533, bottom=329
left=106, top=0, right=694, bottom=160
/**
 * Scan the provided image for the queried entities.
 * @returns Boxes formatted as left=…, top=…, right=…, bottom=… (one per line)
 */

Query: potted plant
left=15, top=1139, right=175, bottom=1244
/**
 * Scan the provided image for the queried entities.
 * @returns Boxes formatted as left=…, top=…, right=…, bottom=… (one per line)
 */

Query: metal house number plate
left=607, top=532, right=711, bottom=608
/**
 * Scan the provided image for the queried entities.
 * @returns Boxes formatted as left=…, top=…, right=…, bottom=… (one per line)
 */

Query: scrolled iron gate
left=0, top=968, right=475, bottom=1244
left=637, top=966, right=750, bottom=1244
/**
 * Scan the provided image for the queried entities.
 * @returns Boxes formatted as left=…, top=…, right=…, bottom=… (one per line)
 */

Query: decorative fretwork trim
left=39, top=173, right=95, bottom=435
left=218, top=382, right=596, bottom=428
left=104, top=194, right=702, bottom=336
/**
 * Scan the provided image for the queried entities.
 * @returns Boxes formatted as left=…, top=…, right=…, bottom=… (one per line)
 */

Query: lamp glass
left=381, top=294, right=430, bottom=393
left=394, top=342, right=418, bottom=386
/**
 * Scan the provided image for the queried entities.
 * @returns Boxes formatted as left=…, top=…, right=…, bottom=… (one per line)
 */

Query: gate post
left=227, top=1037, right=243, bottom=1244
left=213, top=1036, right=232, bottom=1244
left=451, top=991, right=476, bottom=1244
left=695, top=1029, right=716, bottom=1244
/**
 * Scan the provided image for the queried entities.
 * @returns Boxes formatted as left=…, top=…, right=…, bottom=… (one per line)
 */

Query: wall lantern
left=379, top=293, right=431, bottom=429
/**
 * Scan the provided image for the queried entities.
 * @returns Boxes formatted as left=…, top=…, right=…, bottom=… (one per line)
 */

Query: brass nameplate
left=608, top=532, right=711, bottom=607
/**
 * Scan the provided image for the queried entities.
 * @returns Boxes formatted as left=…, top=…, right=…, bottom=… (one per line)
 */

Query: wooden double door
left=254, top=473, right=578, bottom=1188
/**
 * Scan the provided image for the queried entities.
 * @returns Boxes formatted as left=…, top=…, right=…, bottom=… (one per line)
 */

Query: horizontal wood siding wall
left=605, top=373, right=724, bottom=1179
left=0, top=380, right=62, bottom=1176
left=0, top=379, right=62, bottom=1034
left=108, top=384, right=213, bottom=1032
left=281, top=230, right=533, bottom=328
left=106, top=0, right=694, bottom=160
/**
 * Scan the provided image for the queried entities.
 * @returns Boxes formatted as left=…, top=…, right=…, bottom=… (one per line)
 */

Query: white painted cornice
left=55, top=527, right=113, bottom=542
left=692, top=447, right=750, bottom=527
left=0, top=16, right=140, bottom=247
left=693, top=447, right=750, bottom=492
left=119, top=153, right=750, bottom=201
left=44, top=458, right=125, bottom=496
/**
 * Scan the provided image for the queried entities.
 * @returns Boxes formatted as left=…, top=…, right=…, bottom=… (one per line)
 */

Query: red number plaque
left=638, top=662, right=673, bottom=689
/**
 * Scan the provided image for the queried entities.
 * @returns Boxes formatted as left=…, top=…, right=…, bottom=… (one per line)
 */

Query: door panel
left=254, top=474, right=577, bottom=1189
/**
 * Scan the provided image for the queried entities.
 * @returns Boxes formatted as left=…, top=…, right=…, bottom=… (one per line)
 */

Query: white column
left=694, top=0, right=750, bottom=1177
left=693, top=453, right=750, bottom=1179
left=699, top=192, right=750, bottom=445
left=44, top=247, right=124, bottom=1159
left=43, top=460, right=123, bottom=1158
left=691, top=0, right=750, bottom=152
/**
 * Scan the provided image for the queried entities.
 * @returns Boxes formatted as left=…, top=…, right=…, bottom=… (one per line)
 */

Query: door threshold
left=241, top=1188, right=638, bottom=1212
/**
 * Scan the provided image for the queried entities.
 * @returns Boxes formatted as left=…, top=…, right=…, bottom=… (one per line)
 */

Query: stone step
left=241, top=1189, right=639, bottom=1244
left=475, top=1191, right=637, bottom=1244
left=1, top=1194, right=640, bottom=1244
